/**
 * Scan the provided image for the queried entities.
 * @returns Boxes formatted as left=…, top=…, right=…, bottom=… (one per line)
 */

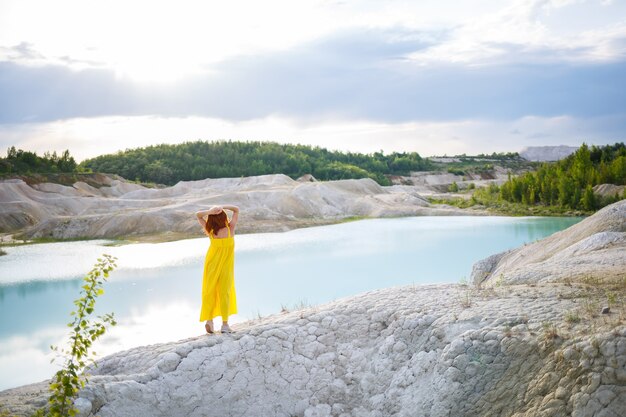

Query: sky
left=0, top=0, right=625, bottom=160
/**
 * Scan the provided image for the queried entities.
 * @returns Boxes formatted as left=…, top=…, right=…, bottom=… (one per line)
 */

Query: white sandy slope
left=471, top=200, right=626, bottom=286
left=0, top=175, right=471, bottom=240
left=390, top=166, right=511, bottom=197
left=593, top=184, right=625, bottom=199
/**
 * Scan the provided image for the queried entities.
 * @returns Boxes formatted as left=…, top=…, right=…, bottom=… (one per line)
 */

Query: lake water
left=0, top=216, right=581, bottom=390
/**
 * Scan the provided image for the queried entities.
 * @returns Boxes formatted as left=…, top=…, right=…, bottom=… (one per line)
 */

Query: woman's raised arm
left=195, top=210, right=209, bottom=228
left=196, top=206, right=221, bottom=227
left=222, top=205, right=239, bottom=229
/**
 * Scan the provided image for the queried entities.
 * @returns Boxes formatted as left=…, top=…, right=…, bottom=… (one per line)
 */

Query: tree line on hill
left=3, top=141, right=624, bottom=213
left=0, top=146, right=77, bottom=174
left=78, top=141, right=432, bottom=185
left=495, top=143, right=626, bottom=210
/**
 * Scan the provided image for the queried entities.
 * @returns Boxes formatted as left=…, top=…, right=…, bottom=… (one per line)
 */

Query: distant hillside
left=79, top=141, right=433, bottom=186
left=519, top=145, right=578, bottom=162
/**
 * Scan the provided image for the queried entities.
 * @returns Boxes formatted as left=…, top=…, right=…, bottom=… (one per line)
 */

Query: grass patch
left=541, top=321, right=559, bottom=341
left=582, top=299, right=600, bottom=318
left=1, top=236, right=101, bottom=247
left=428, top=196, right=590, bottom=217
left=30, top=236, right=93, bottom=244
left=278, top=299, right=316, bottom=316
left=339, top=216, right=368, bottom=223
left=564, top=310, right=581, bottom=324
left=0, top=248, right=6, bottom=256
left=554, top=276, right=626, bottom=336
left=1, top=236, right=132, bottom=248
left=101, top=240, right=133, bottom=247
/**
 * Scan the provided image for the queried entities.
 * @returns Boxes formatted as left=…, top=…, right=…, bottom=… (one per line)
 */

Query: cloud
left=0, top=42, right=45, bottom=62
left=405, top=0, right=626, bottom=66
left=0, top=24, right=625, bottom=126
left=0, top=41, right=107, bottom=71
left=0, top=61, right=139, bottom=123
left=2, top=0, right=625, bottom=77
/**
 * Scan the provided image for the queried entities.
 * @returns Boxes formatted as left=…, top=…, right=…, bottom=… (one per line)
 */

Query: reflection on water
left=0, top=216, right=581, bottom=390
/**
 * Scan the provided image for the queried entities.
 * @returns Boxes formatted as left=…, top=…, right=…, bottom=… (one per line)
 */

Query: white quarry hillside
left=471, top=199, right=626, bottom=286
left=1, top=201, right=624, bottom=417
left=390, top=166, right=510, bottom=197
left=0, top=174, right=470, bottom=240
left=593, top=183, right=625, bottom=199
left=519, top=146, right=578, bottom=162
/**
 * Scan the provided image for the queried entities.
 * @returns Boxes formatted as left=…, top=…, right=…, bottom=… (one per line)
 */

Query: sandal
left=205, top=321, right=214, bottom=334
left=220, top=323, right=233, bottom=334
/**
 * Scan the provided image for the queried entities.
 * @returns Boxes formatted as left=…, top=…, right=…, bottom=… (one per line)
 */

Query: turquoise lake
left=0, top=216, right=581, bottom=390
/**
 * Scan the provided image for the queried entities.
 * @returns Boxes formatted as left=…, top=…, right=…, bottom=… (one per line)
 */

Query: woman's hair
left=204, top=210, right=228, bottom=236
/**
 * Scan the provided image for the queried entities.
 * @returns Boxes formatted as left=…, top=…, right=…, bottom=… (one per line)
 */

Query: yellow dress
left=199, top=223, right=237, bottom=321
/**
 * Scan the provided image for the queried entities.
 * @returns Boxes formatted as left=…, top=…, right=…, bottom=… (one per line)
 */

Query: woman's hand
left=207, top=205, right=223, bottom=215
left=196, top=206, right=222, bottom=219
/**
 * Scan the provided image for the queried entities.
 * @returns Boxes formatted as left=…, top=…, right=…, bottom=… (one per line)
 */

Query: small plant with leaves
left=494, top=274, right=504, bottom=287
left=606, top=291, right=617, bottom=308
left=36, top=254, right=117, bottom=417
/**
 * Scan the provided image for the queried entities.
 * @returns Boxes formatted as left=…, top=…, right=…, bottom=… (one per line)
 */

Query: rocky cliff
left=2, top=281, right=623, bottom=417
left=471, top=200, right=626, bottom=286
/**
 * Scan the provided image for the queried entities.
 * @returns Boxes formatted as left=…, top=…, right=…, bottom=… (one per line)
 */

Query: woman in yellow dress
left=195, top=205, right=239, bottom=334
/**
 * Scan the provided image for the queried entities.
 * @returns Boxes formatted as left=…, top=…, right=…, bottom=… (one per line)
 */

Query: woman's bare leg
left=205, top=319, right=214, bottom=334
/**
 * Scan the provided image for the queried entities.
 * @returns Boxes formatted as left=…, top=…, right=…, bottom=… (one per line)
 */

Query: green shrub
left=447, top=168, right=465, bottom=176
left=34, top=255, right=117, bottom=417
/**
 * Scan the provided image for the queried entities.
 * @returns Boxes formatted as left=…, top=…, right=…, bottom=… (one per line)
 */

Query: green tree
left=79, top=140, right=433, bottom=185
left=612, top=155, right=626, bottom=183
left=581, top=185, right=596, bottom=211
left=558, top=176, right=575, bottom=207
left=1, top=147, right=78, bottom=174
left=497, top=143, right=626, bottom=211
left=57, top=150, right=77, bottom=172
